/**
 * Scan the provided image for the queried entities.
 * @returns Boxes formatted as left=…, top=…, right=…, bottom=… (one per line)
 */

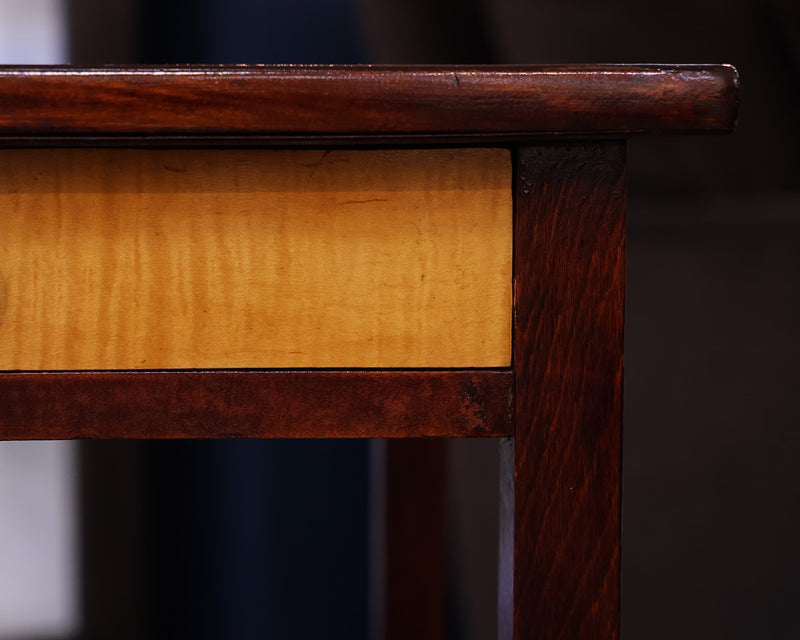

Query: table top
left=0, top=64, right=738, bottom=145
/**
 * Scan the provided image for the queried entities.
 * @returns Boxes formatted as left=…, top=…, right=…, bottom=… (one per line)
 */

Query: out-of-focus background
left=0, top=0, right=798, bottom=638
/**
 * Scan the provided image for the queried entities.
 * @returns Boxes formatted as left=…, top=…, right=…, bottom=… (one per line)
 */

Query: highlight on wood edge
left=0, top=65, right=739, bottom=137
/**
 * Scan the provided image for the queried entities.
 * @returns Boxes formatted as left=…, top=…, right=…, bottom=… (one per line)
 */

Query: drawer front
left=0, top=148, right=511, bottom=369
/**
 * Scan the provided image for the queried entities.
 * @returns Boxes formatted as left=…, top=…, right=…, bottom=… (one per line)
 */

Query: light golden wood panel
left=0, top=148, right=511, bottom=370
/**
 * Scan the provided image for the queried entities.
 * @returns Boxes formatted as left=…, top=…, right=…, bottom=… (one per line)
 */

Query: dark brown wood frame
left=0, top=65, right=738, bottom=640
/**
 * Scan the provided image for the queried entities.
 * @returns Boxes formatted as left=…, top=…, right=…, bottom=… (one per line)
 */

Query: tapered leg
left=382, top=439, right=447, bottom=640
left=509, top=143, right=625, bottom=639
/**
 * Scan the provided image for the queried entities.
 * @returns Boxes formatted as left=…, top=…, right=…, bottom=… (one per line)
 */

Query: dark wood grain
left=0, top=65, right=737, bottom=143
left=511, top=143, right=625, bottom=639
left=0, top=370, right=512, bottom=440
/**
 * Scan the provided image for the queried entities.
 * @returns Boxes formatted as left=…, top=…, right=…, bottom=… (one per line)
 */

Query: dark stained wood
left=0, top=65, right=737, bottom=143
left=385, top=439, right=447, bottom=640
left=0, top=66, right=737, bottom=640
left=511, top=143, right=625, bottom=639
left=0, top=370, right=512, bottom=440
left=79, top=441, right=146, bottom=640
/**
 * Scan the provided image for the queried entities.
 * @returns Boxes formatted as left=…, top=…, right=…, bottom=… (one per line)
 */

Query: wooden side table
left=0, top=65, right=737, bottom=639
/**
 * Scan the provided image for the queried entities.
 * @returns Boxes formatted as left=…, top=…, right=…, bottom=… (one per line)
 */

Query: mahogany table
left=0, top=65, right=737, bottom=639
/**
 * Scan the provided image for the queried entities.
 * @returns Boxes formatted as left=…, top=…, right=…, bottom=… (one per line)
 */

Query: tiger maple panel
left=0, top=148, right=511, bottom=370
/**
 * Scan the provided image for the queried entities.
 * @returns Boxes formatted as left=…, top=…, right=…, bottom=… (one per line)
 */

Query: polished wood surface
left=0, top=65, right=740, bottom=640
left=0, top=65, right=737, bottom=144
left=510, top=143, right=625, bottom=639
left=0, top=370, right=512, bottom=439
left=0, top=148, right=511, bottom=370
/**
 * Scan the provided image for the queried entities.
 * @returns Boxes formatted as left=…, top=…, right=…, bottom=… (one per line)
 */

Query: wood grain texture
left=0, top=65, right=737, bottom=143
left=0, top=148, right=511, bottom=370
left=0, top=370, right=512, bottom=440
left=511, top=143, right=625, bottom=639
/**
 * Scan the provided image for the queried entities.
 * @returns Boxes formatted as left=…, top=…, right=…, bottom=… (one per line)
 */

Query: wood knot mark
left=461, top=378, right=488, bottom=433
left=163, top=164, right=187, bottom=173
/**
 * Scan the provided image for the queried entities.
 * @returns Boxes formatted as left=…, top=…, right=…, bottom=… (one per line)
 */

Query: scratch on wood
left=338, top=198, right=389, bottom=205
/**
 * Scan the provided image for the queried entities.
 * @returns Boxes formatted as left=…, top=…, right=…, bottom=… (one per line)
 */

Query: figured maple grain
left=0, top=370, right=512, bottom=440
left=0, top=148, right=511, bottom=370
left=0, top=65, right=737, bottom=143
left=511, top=143, right=625, bottom=639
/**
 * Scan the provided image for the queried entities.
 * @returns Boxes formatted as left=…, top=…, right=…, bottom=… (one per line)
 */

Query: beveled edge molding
left=0, top=65, right=738, bottom=144
left=0, top=370, right=513, bottom=440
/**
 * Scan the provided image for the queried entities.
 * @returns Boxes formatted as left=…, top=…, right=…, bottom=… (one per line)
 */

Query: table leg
left=383, top=439, right=447, bottom=640
left=508, top=142, right=625, bottom=639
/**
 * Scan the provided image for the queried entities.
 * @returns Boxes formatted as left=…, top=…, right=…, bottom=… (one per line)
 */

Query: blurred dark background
left=7, top=0, right=800, bottom=638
